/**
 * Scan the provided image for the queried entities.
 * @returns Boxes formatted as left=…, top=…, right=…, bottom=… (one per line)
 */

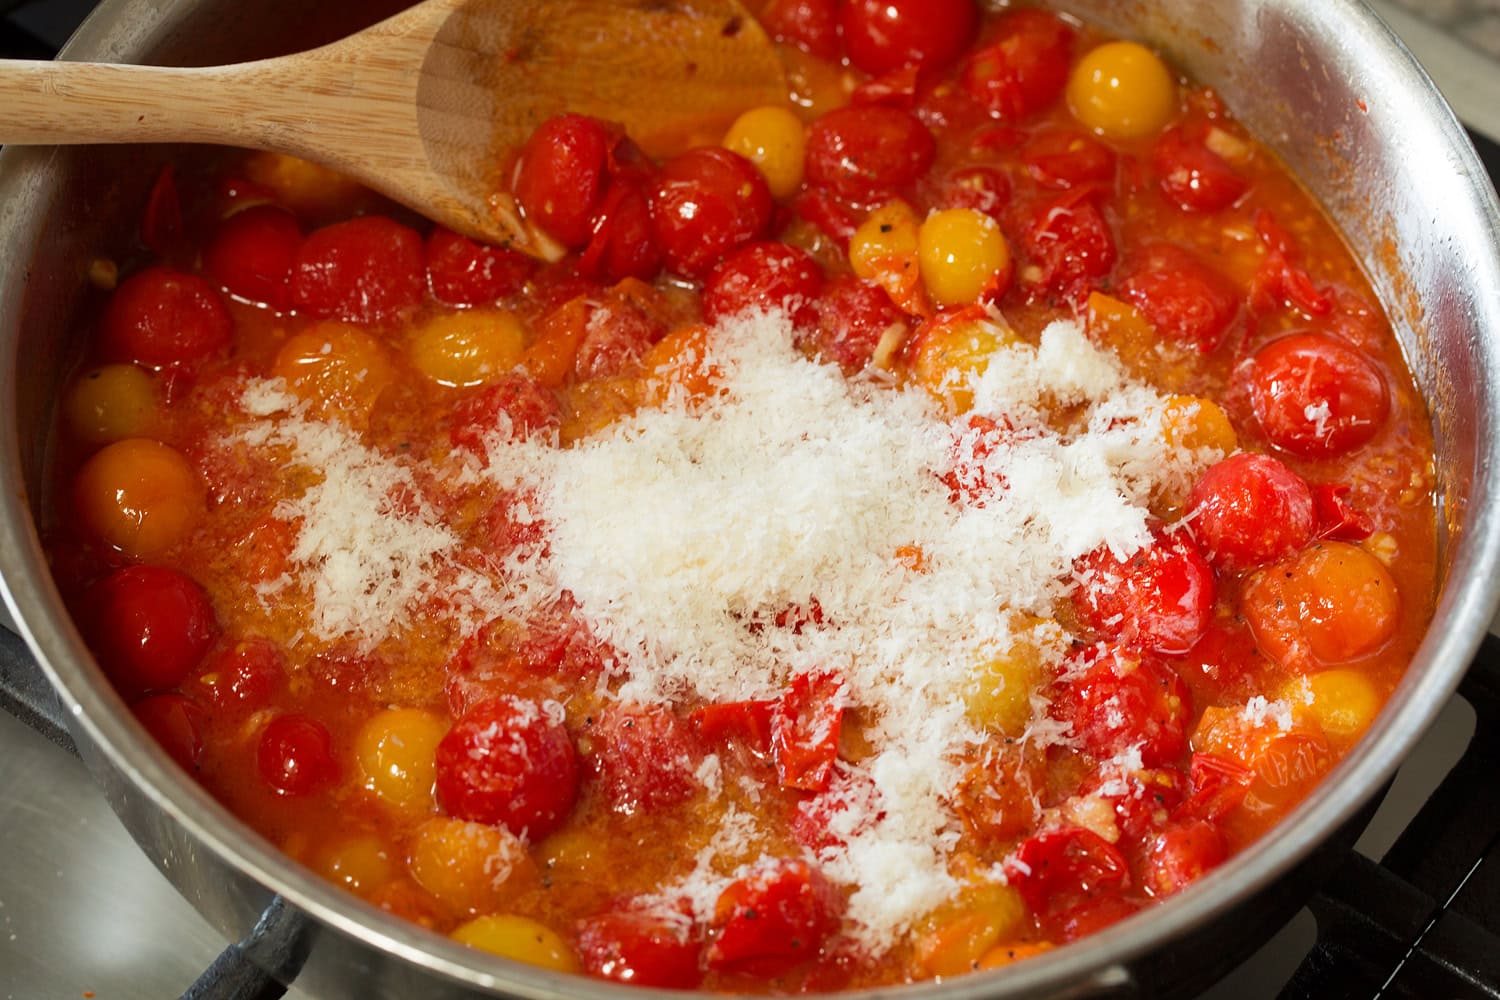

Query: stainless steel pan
left=3, top=1, right=1500, bottom=996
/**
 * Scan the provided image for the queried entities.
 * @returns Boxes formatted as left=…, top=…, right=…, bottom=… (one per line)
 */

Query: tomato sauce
left=45, top=0, right=1437, bottom=990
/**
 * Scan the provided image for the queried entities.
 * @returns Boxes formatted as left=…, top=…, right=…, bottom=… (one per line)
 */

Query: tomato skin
left=102, top=266, right=233, bottom=368
left=132, top=693, right=207, bottom=771
left=1072, top=525, right=1215, bottom=655
left=434, top=696, right=580, bottom=838
left=258, top=713, right=337, bottom=796
left=1006, top=827, right=1130, bottom=919
left=1050, top=649, right=1192, bottom=767
left=578, top=180, right=663, bottom=284
left=514, top=114, right=613, bottom=248
left=1021, top=128, right=1116, bottom=189
left=806, top=276, right=906, bottom=374
left=1118, top=244, right=1239, bottom=352
left=707, top=859, right=844, bottom=974
left=199, top=637, right=285, bottom=712
left=1242, top=332, right=1389, bottom=457
left=1021, top=189, right=1116, bottom=303
left=650, top=148, right=772, bottom=279
left=703, top=241, right=824, bottom=329
left=1153, top=126, right=1246, bottom=213
left=840, top=0, right=979, bottom=77
left=960, top=9, right=1075, bottom=121
left=1312, top=482, right=1375, bottom=542
left=204, top=205, right=304, bottom=310
left=291, top=216, right=425, bottom=324
left=577, top=900, right=703, bottom=988
left=583, top=705, right=704, bottom=816
left=88, top=566, right=220, bottom=696
left=804, top=106, right=937, bottom=198
left=425, top=227, right=534, bottom=306
left=1187, top=453, right=1316, bottom=569
left=691, top=699, right=777, bottom=758
left=761, top=0, right=840, bottom=61
left=448, top=373, right=562, bottom=456
left=1143, top=820, right=1227, bottom=897
left=772, top=671, right=845, bottom=792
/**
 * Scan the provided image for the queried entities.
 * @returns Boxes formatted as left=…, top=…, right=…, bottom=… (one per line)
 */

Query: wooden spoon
left=0, top=0, right=787, bottom=259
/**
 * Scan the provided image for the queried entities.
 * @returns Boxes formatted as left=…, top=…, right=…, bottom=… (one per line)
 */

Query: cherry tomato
left=291, top=216, right=424, bottom=324
left=425, top=227, right=534, bottom=306
left=1072, top=525, right=1215, bottom=655
left=840, top=0, right=978, bottom=77
left=198, top=638, right=285, bottom=712
left=573, top=297, right=661, bottom=381
left=690, top=699, right=777, bottom=758
left=791, top=770, right=883, bottom=852
left=449, top=373, right=562, bottom=457
left=804, top=106, right=936, bottom=198
left=578, top=180, right=663, bottom=284
left=706, top=859, right=844, bottom=973
left=258, top=713, right=337, bottom=796
left=772, top=671, right=845, bottom=792
left=101, top=266, right=232, bottom=369
left=959, top=9, right=1075, bottom=121
left=514, top=114, right=614, bottom=248
left=1175, top=752, right=1253, bottom=824
left=577, top=899, right=703, bottom=988
left=932, top=166, right=1011, bottom=220
left=1242, top=541, right=1400, bottom=670
left=1021, top=189, right=1116, bottom=303
left=1118, top=244, right=1239, bottom=352
left=1021, top=128, right=1116, bottom=189
left=434, top=695, right=580, bottom=838
left=203, top=205, right=303, bottom=310
left=140, top=164, right=184, bottom=257
left=1006, top=827, right=1129, bottom=918
left=1153, top=126, right=1247, bottom=213
left=760, top=0, right=840, bottom=61
left=806, top=275, right=907, bottom=374
left=1187, top=453, right=1316, bottom=569
left=1102, top=767, right=1187, bottom=846
left=1312, top=483, right=1375, bottom=542
left=650, top=148, right=772, bottom=279
left=88, top=566, right=219, bottom=696
left=582, top=705, right=704, bottom=816
left=132, top=693, right=207, bottom=771
left=1053, top=893, right=1141, bottom=942
left=1241, top=333, right=1390, bottom=457
left=1143, top=820, right=1227, bottom=897
left=703, top=241, right=824, bottom=329
left=1050, top=649, right=1192, bottom=767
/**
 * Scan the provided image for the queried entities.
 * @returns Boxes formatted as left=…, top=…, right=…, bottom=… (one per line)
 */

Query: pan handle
left=0, top=623, right=77, bottom=756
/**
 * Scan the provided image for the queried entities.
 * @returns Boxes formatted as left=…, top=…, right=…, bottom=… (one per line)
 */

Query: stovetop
left=1, top=1, right=1499, bottom=998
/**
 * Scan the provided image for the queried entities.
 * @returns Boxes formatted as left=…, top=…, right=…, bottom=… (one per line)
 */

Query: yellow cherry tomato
left=316, top=835, right=394, bottom=895
left=74, top=438, right=202, bottom=560
left=965, top=638, right=1044, bottom=738
left=271, top=321, right=394, bottom=423
left=1243, top=542, right=1401, bottom=670
left=909, top=313, right=1020, bottom=414
left=1067, top=41, right=1178, bottom=141
left=354, top=708, right=448, bottom=814
left=914, top=883, right=1027, bottom=977
left=408, top=817, right=537, bottom=917
left=409, top=311, right=526, bottom=388
left=918, top=208, right=1011, bottom=308
left=723, top=106, right=807, bottom=200
left=64, top=364, right=159, bottom=445
left=1296, top=670, right=1382, bottom=742
left=450, top=915, right=580, bottom=972
left=1161, top=395, right=1238, bottom=453
left=850, top=200, right=927, bottom=316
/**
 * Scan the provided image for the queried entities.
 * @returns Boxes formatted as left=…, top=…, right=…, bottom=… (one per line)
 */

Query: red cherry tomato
left=425, top=227, right=533, bottom=306
left=257, top=713, right=336, bottom=796
left=574, top=296, right=663, bottom=380
left=840, top=0, right=978, bottom=76
left=291, top=216, right=424, bottom=324
left=514, top=114, right=614, bottom=248
left=1118, top=244, right=1239, bottom=352
left=1021, top=189, right=1116, bottom=303
left=434, top=695, right=580, bottom=838
left=1006, top=826, right=1130, bottom=918
left=1153, top=126, right=1247, bottom=213
left=1242, top=332, right=1390, bottom=457
left=760, top=0, right=840, bottom=61
left=203, top=205, right=303, bottom=311
left=1050, top=649, right=1192, bottom=767
left=1175, top=752, right=1253, bottom=824
left=1101, top=767, right=1187, bottom=846
left=140, top=165, right=184, bottom=257
left=791, top=187, right=862, bottom=249
left=1053, top=893, right=1142, bottom=942
left=650, top=148, right=772, bottom=279
left=449, top=373, right=562, bottom=457
left=706, top=859, right=844, bottom=974
left=88, top=566, right=220, bottom=696
left=791, top=770, right=883, bottom=852
left=1188, top=453, right=1316, bottom=569
left=199, top=637, right=286, bottom=711
left=132, top=693, right=207, bottom=772
left=1143, top=820, right=1227, bottom=897
left=932, top=165, right=1011, bottom=220
left=703, top=241, right=825, bottom=329
left=102, top=266, right=233, bottom=369
left=772, top=671, right=845, bottom=792
left=690, top=698, right=777, bottom=758
left=1171, top=622, right=1267, bottom=703
left=960, top=9, right=1075, bottom=121
left=578, top=180, right=663, bottom=284
left=1072, top=525, right=1214, bottom=655
left=577, top=899, right=704, bottom=988
left=1313, top=482, right=1375, bottom=542
left=804, top=106, right=936, bottom=198
left=806, top=275, right=907, bottom=374
left=584, top=705, right=704, bottom=816
left=1022, top=128, right=1116, bottom=189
